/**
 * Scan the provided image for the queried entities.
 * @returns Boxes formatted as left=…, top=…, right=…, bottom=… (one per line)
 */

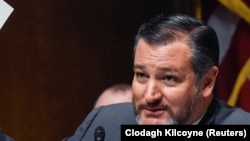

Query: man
left=94, top=84, right=132, bottom=108
left=62, top=13, right=250, bottom=141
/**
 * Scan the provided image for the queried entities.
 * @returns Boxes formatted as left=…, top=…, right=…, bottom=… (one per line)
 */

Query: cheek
left=132, top=81, right=144, bottom=100
left=162, top=85, right=196, bottom=105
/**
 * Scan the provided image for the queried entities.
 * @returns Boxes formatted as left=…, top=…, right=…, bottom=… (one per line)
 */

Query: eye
left=136, top=72, right=146, bottom=78
left=163, top=76, right=176, bottom=83
left=135, top=72, right=148, bottom=82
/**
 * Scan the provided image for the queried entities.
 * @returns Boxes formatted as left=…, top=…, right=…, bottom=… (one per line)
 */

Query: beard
left=133, top=88, right=201, bottom=125
left=135, top=115, right=178, bottom=125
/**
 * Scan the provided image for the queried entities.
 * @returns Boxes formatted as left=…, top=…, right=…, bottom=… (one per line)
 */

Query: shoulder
left=3, top=135, right=15, bottom=141
left=98, top=102, right=134, bottom=115
left=87, top=102, right=137, bottom=126
left=63, top=102, right=137, bottom=141
left=0, top=128, right=15, bottom=141
left=214, top=99, right=250, bottom=124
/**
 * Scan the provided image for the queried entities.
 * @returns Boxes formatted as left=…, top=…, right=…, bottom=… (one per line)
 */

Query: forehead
left=136, top=39, right=191, bottom=59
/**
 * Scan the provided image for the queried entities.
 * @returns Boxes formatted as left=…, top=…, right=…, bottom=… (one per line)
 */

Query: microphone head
left=94, top=126, right=105, bottom=141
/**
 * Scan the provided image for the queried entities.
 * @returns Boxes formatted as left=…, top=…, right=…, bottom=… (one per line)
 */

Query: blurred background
left=0, top=0, right=249, bottom=140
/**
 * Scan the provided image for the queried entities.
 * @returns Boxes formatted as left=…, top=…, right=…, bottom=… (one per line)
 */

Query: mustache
left=137, top=100, right=170, bottom=110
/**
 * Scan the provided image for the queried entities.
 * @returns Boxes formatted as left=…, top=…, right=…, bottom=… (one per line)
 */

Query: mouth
left=143, top=107, right=166, bottom=117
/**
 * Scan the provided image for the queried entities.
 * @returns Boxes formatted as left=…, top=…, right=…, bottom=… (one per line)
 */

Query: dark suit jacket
left=63, top=102, right=137, bottom=141
left=0, top=129, right=14, bottom=141
left=63, top=98, right=250, bottom=141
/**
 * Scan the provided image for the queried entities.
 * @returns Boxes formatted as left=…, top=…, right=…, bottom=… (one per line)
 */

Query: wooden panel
left=0, top=0, right=176, bottom=140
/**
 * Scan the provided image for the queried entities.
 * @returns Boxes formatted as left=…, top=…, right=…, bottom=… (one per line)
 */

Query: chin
left=143, top=120, right=166, bottom=125
left=136, top=116, right=177, bottom=125
left=136, top=116, right=167, bottom=125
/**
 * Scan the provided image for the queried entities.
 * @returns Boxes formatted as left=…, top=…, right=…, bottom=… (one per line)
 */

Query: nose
left=144, top=80, right=163, bottom=103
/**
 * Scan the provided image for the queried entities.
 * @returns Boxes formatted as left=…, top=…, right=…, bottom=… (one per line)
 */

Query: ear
left=201, top=66, right=219, bottom=98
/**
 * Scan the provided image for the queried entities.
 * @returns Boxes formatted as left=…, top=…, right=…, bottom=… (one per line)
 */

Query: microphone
left=94, top=126, right=105, bottom=141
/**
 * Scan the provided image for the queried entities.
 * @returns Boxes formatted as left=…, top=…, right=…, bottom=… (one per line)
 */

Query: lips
left=143, top=107, right=165, bottom=117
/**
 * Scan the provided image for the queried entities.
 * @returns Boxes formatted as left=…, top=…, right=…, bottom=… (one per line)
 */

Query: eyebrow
left=133, top=64, right=145, bottom=70
left=134, top=64, right=180, bottom=73
left=159, top=67, right=179, bottom=73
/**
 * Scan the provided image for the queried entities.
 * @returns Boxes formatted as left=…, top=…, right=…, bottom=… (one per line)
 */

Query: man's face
left=132, top=39, right=201, bottom=125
